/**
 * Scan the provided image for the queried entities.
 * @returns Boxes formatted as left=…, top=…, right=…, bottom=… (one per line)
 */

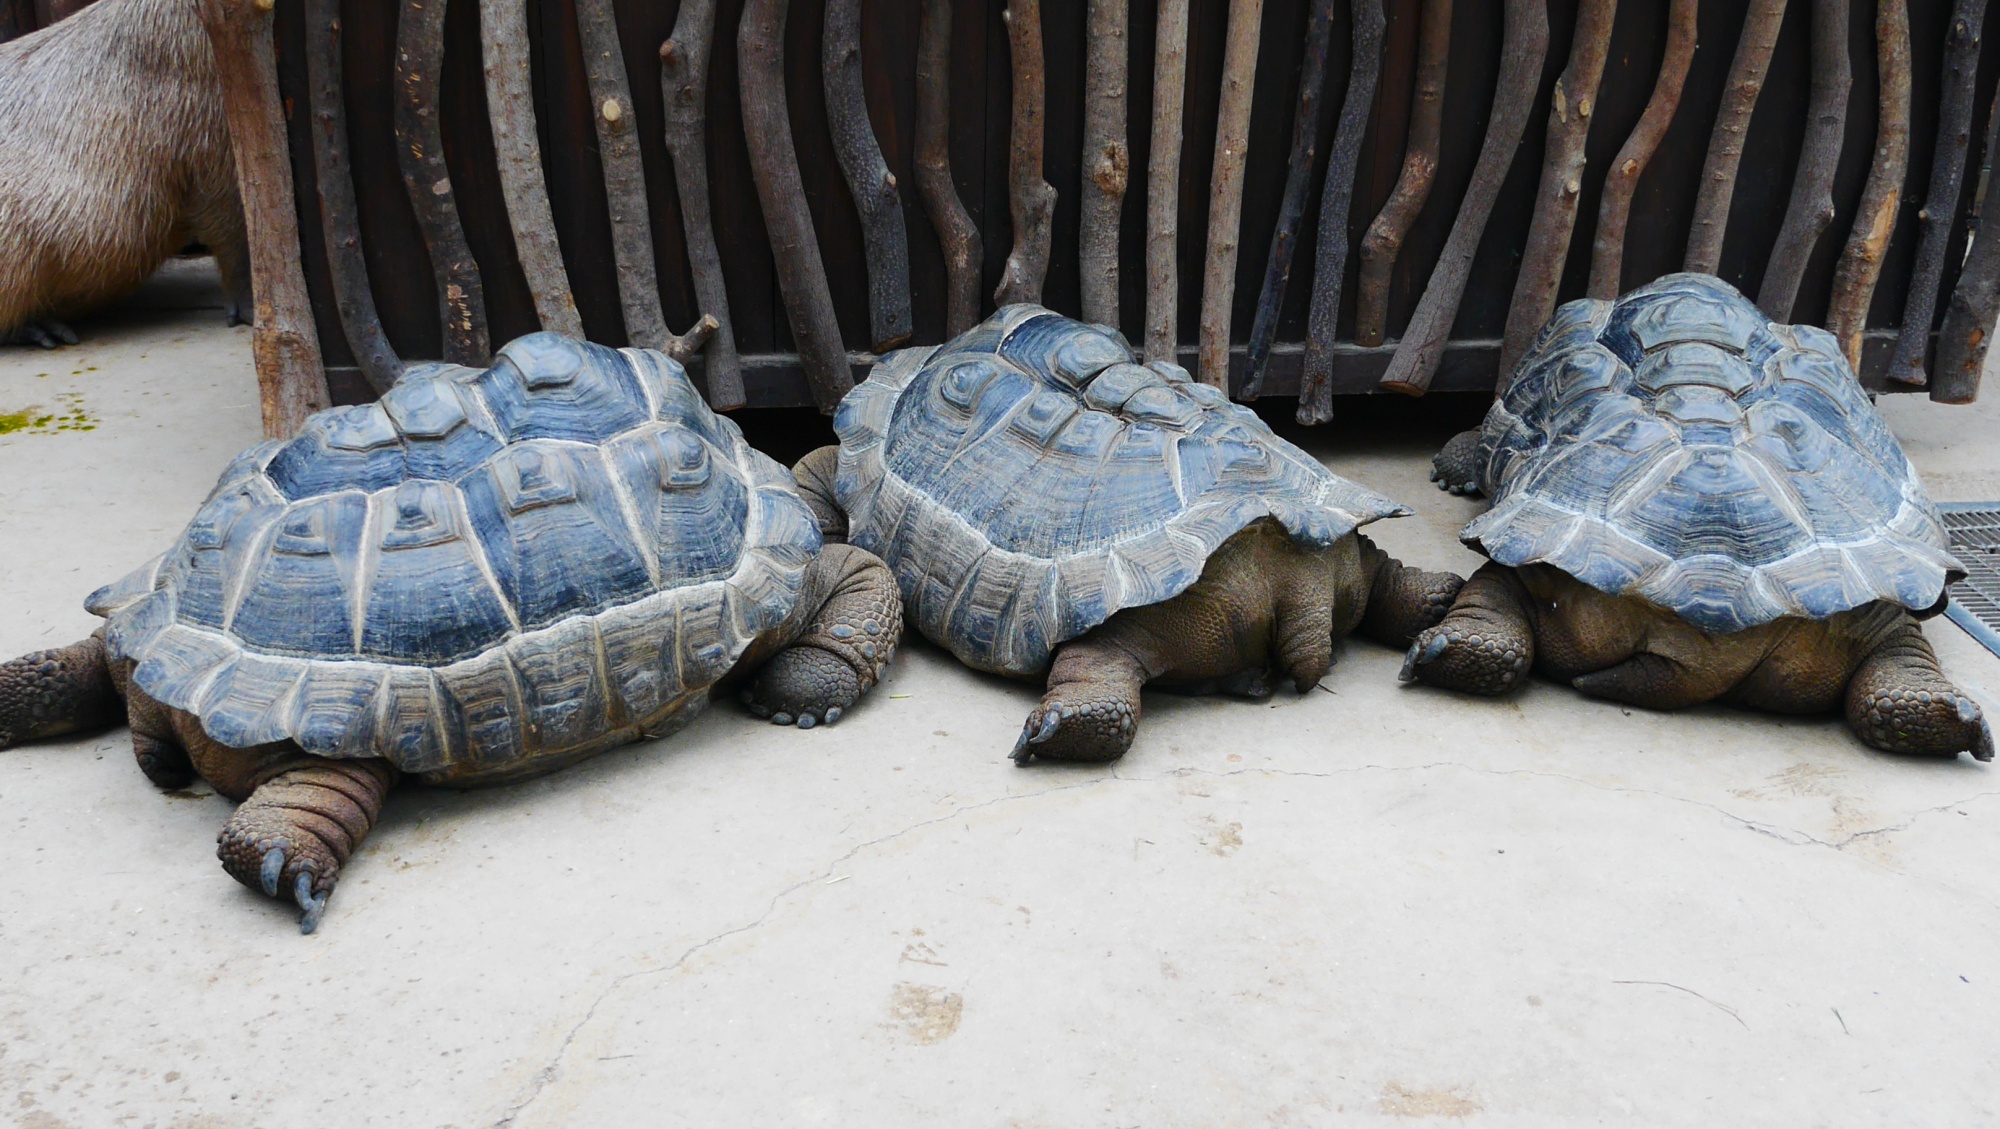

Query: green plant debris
left=0, top=392, right=97, bottom=435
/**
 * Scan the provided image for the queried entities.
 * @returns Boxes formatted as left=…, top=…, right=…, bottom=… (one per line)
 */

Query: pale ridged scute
left=84, top=334, right=819, bottom=781
left=832, top=305, right=1409, bottom=675
left=1465, top=273, right=1962, bottom=635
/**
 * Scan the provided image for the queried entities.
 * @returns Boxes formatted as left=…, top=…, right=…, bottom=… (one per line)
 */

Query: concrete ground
left=2, top=262, right=1997, bottom=1128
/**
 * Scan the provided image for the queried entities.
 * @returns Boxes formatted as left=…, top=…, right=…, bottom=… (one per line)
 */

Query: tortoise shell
left=831, top=305, right=1408, bottom=676
left=84, top=334, right=820, bottom=781
left=1465, top=272, right=1962, bottom=634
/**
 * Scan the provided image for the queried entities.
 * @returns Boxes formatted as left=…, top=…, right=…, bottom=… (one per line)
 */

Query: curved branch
left=1240, top=0, right=1336, bottom=398
left=1932, top=85, right=2000, bottom=403
left=395, top=0, right=487, bottom=364
left=1759, top=0, right=1851, bottom=320
left=739, top=0, right=851, bottom=412
left=1590, top=0, right=1695, bottom=299
left=1379, top=0, right=1548, bottom=396
left=1197, top=0, right=1267, bottom=388
left=995, top=0, right=1056, bottom=307
left=578, top=0, right=669, bottom=350
left=1145, top=0, right=1191, bottom=362
left=1827, top=0, right=1909, bottom=369
left=1499, top=0, right=1619, bottom=387
left=1080, top=0, right=1130, bottom=327
left=1685, top=0, right=1787, bottom=275
left=660, top=0, right=744, bottom=408
left=481, top=0, right=581, bottom=338
left=1296, top=0, right=1385, bottom=422
left=914, top=0, right=982, bottom=336
left=1888, top=0, right=1987, bottom=387
left=307, top=0, right=402, bottom=393
left=1356, top=0, right=1452, bottom=346
left=824, top=0, right=911, bottom=351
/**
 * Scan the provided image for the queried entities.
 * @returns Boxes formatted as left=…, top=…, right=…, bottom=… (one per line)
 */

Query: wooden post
left=1296, top=0, right=1385, bottom=422
left=198, top=0, right=328, bottom=437
left=1827, top=0, right=1909, bottom=370
left=1888, top=0, right=1987, bottom=387
left=305, top=0, right=402, bottom=394
left=1378, top=0, right=1547, bottom=396
left=1932, top=87, right=2000, bottom=402
left=995, top=0, right=1056, bottom=307
left=395, top=0, right=487, bottom=365
left=1499, top=0, right=1619, bottom=386
left=1145, top=0, right=1191, bottom=363
left=577, top=0, right=669, bottom=351
left=1240, top=0, right=1335, bottom=398
left=1197, top=0, right=1265, bottom=388
left=661, top=0, right=745, bottom=408
left=1759, top=0, right=1851, bottom=321
left=1080, top=0, right=1130, bottom=328
left=739, top=0, right=852, bottom=412
left=1590, top=0, right=1695, bottom=299
left=1685, top=0, right=1787, bottom=275
left=1356, top=0, right=1452, bottom=346
left=914, top=0, right=982, bottom=336
left=481, top=0, right=581, bottom=338
left=824, top=0, right=912, bottom=352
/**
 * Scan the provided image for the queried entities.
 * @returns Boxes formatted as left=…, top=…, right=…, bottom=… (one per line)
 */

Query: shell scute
left=1469, top=273, right=1959, bottom=633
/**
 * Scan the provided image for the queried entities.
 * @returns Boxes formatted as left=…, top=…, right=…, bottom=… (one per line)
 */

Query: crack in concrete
left=485, top=758, right=1997, bottom=1126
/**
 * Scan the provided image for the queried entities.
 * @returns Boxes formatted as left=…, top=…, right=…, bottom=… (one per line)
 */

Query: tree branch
left=577, top=0, right=668, bottom=350
left=1759, top=0, right=1851, bottom=320
left=995, top=0, right=1056, bottom=307
left=1080, top=0, right=1130, bottom=327
left=660, top=0, right=745, bottom=408
left=1145, top=0, right=1191, bottom=362
left=482, top=0, right=581, bottom=337
left=1827, top=0, right=1909, bottom=368
left=824, top=0, right=912, bottom=351
left=1685, top=0, right=1787, bottom=275
left=1589, top=0, right=1694, bottom=299
left=1932, top=84, right=2000, bottom=401
left=1356, top=0, right=1452, bottom=346
left=913, top=0, right=982, bottom=336
left=1197, top=0, right=1267, bottom=388
left=395, top=0, right=487, bottom=364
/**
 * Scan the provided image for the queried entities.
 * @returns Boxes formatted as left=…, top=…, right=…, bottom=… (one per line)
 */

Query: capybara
left=0, top=0, right=248, bottom=347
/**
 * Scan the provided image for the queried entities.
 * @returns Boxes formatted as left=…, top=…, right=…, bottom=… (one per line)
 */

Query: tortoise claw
left=1400, top=633, right=1450, bottom=682
left=260, top=848, right=285, bottom=898
left=295, top=872, right=329, bottom=935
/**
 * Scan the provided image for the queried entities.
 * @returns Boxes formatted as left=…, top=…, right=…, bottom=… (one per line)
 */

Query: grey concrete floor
left=2, top=263, right=1998, bottom=1127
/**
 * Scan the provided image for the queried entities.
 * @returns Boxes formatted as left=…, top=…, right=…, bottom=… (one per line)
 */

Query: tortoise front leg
left=0, top=633, right=122, bottom=750
left=1014, top=634, right=1149, bottom=764
left=1400, top=562, right=1534, bottom=695
left=1846, top=618, right=1994, bottom=761
left=1356, top=535, right=1464, bottom=648
left=745, top=542, right=902, bottom=727
left=215, top=756, right=398, bottom=933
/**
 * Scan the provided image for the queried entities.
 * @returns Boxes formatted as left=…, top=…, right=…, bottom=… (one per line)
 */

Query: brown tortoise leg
left=0, top=633, right=122, bottom=750
left=1400, top=562, right=1534, bottom=695
left=745, top=542, right=902, bottom=728
left=126, top=681, right=195, bottom=790
left=1845, top=618, right=1994, bottom=761
left=1014, top=635, right=1149, bottom=764
left=215, top=756, right=398, bottom=933
left=1356, top=536, right=1464, bottom=648
left=790, top=446, right=849, bottom=541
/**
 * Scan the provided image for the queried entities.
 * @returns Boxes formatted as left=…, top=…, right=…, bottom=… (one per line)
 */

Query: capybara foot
left=0, top=635, right=120, bottom=750
left=215, top=759, right=395, bottom=933
left=1430, top=429, right=1483, bottom=495
left=742, top=645, right=862, bottom=728
left=1401, top=619, right=1532, bottom=696
left=2, top=318, right=79, bottom=349
left=1012, top=695, right=1138, bottom=765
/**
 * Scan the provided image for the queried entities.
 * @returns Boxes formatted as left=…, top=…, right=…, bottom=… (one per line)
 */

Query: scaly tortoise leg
left=214, top=755, right=398, bottom=933
left=1846, top=618, right=1994, bottom=760
left=0, top=633, right=122, bottom=750
left=1401, top=562, right=1534, bottom=695
left=1357, top=535, right=1465, bottom=649
left=1430, top=429, right=1484, bottom=495
left=1014, top=635, right=1147, bottom=764
left=745, top=542, right=901, bottom=727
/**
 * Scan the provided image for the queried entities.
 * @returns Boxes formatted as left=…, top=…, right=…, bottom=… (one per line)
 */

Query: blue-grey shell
left=831, top=305, right=1409, bottom=675
left=83, top=334, right=820, bottom=776
left=1466, top=272, right=1962, bottom=634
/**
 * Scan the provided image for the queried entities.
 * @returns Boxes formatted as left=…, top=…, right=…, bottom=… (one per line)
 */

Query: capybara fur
left=0, top=0, right=248, bottom=347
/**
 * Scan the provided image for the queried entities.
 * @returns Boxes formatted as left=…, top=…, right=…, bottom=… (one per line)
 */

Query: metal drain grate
left=1941, top=503, right=2000, bottom=657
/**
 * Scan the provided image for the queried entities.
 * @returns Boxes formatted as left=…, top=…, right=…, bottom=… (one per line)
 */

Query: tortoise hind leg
left=0, top=633, right=122, bottom=750
left=1400, top=563, right=1534, bottom=695
left=1014, top=636, right=1146, bottom=764
left=214, top=756, right=398, bottom=933
left=1430, top=429, right=1484, bottom=495
left=746, top=542, right=902, bottom=727
left=790, top=446, right=848, bottom=540
left=127, top=684, right=195, bottom=789
left=1846, top=619, right=1994, bottom=761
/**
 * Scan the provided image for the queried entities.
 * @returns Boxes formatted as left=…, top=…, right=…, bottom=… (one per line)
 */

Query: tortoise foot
left=1011, top=695, right=1137, bottom=765
left=746, top=645, right=861, bottom=728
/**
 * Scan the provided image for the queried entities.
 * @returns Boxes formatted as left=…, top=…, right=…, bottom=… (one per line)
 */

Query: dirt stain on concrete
left=1378, top=1081, right=1481, bottom=1118
left=887, top=982, right=963, bottom=1045
left=0, top=394, right=95, bottom=436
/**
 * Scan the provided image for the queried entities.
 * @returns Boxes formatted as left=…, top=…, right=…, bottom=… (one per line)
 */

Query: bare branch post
left=1590, top=0, right=1695, bottom=299
left=914, top=0, right=982, bottom=336
left=824, top=0, right=912, bottom=351
left=664, top=313, right=721, bottom=368
left=199, top=0, right=329, bottom=436
left=306, top=0, right=402, bottom=393
left=1145, top=0, right=1191, bottom=363
left=740, top=0, right=851, bottom=412
left=577, top=0, right=669, bottom=350
left=1932, top=91, right=2000, bottom=402
left=396, top=0, right=487, bottom=364
left=660, top=0, right=744, bottom=408
left=1759, top=0, right=1851, bottom=320
left=1827, top=0, right=1909, bottom=369
left=1197, top=0, right=1266, bottom=389
left=482, top=0, right=581, bottom=337
left=1888, top=0, right=1987, bottom=387
left=1498, top=0, right=1619, bottom=387
left=1296, top=0, right=1385, bottom=421
left=1356, top=0, right=1452, bottom=346
left=1379, top=0, right=1548, bottom=396
left=1239, top=0, right=1335, bottom=398
left=995, top=1, right=1057, bottom=306
left=1685, top=0, right=1787, bottom=274
left=1080, top=0, right=1130, bottom=327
